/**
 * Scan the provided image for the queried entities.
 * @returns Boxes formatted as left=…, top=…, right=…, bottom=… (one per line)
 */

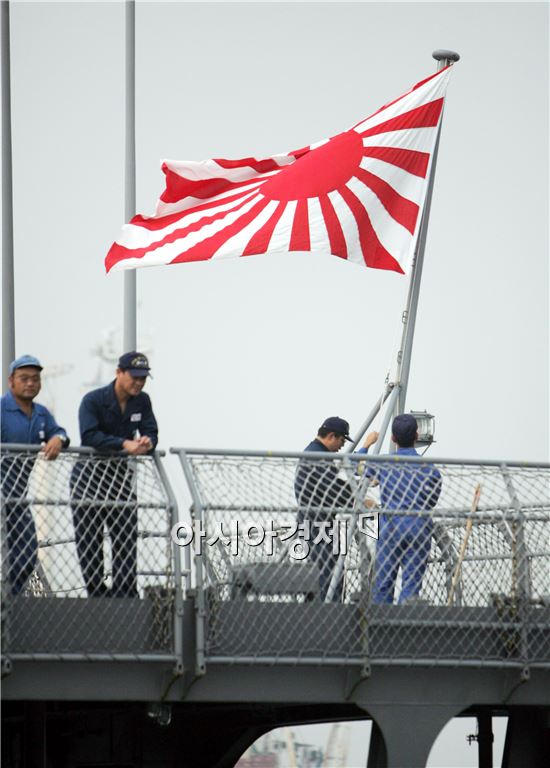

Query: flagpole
left=349, top=50, right=459, bottom=454
left=2, top=0, right=15, bottom=383
left=123, top=0, right=137, bottom=353
left=394, top=50, right=460, bottom=419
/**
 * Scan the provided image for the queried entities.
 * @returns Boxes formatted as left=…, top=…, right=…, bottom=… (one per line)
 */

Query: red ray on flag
left=105, top=66, right=452, bottom=275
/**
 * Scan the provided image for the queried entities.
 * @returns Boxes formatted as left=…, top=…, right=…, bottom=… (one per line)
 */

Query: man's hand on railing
left=122, top=438, right=152, bottom=455
left=41, top=435, right=65, bottom=461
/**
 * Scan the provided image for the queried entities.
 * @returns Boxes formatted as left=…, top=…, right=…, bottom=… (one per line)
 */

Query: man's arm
left=355, top=431, right=380, bottom=480
left=421, top=469, right=442, bottom=509
left=315, top=465, right=355, bottom=508
left=42, top=408, right=70, bottom=460
left=135, top=393, right=158, bottom=453
left=296, top=461, right=353, bottom=509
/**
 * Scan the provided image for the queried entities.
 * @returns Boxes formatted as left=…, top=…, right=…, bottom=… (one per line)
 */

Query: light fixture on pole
left=409, top=410, right=435, bottom=447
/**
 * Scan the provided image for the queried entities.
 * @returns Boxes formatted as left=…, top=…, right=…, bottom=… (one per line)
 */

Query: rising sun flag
left=105, top=66, right=452, bottom=275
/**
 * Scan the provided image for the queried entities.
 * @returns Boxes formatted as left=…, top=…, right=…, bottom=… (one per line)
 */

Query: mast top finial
left=432, top=49, right=460, bottom=65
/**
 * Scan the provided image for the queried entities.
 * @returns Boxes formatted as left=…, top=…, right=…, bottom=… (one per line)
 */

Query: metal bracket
left=1, top=656, right=12, bottom=677
left=344, top=661, right=371, bottom=701
left=196, top=661, right=206, bottom=677
left=502, top=664, right=531, bottom=703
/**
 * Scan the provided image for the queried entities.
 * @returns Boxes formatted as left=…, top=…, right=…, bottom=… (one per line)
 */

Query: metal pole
left=123, top=0, right=137, bottom=352
left=477, top=711, right=493, bottom=768
left=346, top=383, right=394, bottom=452
left=395, top=49, right=460, bottom=416
left=175, top=450, right=207, bottom=677
left=153, top=453, right=185, bottom=674
left=371, top=383, right=400, bottom=455
left=501, top=464, right=531, bottom=670
left=2, top=0, right=16, bottom=383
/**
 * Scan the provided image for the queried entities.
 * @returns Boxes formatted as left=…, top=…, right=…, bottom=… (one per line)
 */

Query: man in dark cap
left=71, top=352, right=158, bottom=597
left=295, top=417, right=377, bottom=601
left=361, top=414, right=442, bottom=604
left=1, top=355, right=69, bottom=593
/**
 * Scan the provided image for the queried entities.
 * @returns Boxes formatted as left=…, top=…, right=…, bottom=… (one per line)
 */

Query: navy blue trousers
left=310, top=538, right=344, bottom=602
left=372, top=516, right=432, bottom=604
left=5, top=503, right=38, bottom=594
left=70, top=460, right=138, bottom=597
left=2, top=456, right=38, bottom=594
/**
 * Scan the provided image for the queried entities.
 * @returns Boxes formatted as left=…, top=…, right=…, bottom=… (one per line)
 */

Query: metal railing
left=1, top=445, right=186, bottom=662
left=3, top=444, right=548, bottom=674
left=172, top=448, right=550, bottom=672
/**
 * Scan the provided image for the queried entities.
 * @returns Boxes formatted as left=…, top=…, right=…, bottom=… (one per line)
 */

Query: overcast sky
left=5, top=2, right=549, bottom=765
left=8, top=1, right=548, bottom=465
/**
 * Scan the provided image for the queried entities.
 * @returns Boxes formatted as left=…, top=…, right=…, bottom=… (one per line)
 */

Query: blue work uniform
left=359, top=446, right=442, bottom=604
left=70, top=382, right=158, bottom=597
left=295, top=439, right=353, bottom=602
left=1, top=390, right=69, bottom=593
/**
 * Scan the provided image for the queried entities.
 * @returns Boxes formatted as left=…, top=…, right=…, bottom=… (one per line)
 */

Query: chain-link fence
left=4, top=445, right=548, bottom=669
left=1, top=445, right=183, bottom=659
left=172, top=449, right=550, bottom=670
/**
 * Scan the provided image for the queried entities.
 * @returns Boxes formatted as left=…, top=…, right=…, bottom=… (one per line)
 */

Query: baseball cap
left=118, top=351, right=151, bottom=377
left=392, top=414, right=418, bottom=446
left=9, top=355, right=43, bottom=376
left=320, top=416, right=352, bottom=441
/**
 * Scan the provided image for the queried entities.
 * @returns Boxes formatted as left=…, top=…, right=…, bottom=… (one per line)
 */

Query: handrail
left=1, top=443, right=166, bottom=457
left=169, top=446, right=550, bottom=469
left=172, top=449, right=550, bottom=671
left=1, top=447, right=180, bottom=662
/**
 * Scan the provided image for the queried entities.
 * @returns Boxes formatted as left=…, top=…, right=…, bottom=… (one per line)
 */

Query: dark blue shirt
left=1, top=390, right=68, bottom=446
left=1, top=390, right=69, bottom=497
left=294, top=438, right=353, bottom=511
left=79, top=381, right=158, bottom=452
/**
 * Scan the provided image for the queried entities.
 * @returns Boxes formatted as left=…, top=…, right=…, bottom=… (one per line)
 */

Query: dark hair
left=395, top=433, right=415, bottom=448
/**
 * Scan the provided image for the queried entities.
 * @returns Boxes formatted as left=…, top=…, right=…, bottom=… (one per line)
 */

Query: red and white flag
left=105, top=67, right=452, bottom=275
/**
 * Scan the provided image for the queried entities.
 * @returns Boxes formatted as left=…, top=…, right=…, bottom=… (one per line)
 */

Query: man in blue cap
left=71, top=352, right=158, bottom=597
left=295, top=416, right=377, bottom=601
left=1, top=354, right=69, bottom=593
left=360, top=414, right=442, bottom=604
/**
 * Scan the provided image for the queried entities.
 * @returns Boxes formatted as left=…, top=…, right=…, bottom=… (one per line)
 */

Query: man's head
left=317, top=416, right=352, bottom=452
left=391, top=414, right=418, bottom=448
left=8, top=355, right=43, bottom=403
left=115, top=351, right=151, bottom=397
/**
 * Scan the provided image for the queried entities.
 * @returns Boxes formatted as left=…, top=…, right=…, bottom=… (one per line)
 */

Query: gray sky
left=5, top=2, right=549, bottom=765
left=8, top=1, right=548, bottom=464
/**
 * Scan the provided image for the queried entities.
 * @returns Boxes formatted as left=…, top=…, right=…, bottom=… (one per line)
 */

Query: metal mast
left=123, top=0, right=137, bottom=352
left=348, top=49, right=460, bottom=454
left=2, top=0, right=15, bottom=382
left=394, top=49, right=460, bottom=418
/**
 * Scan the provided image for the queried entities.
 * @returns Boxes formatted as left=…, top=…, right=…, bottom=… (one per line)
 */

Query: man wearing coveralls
left=71, top=352, right=158, bottom=597
left=361, top=414, right=442, bottom=604
left=1, top=355, right=69, bottom=593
